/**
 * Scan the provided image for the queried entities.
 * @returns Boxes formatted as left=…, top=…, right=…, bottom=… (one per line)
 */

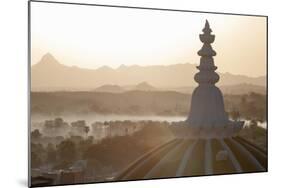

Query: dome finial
left=205, top=19, right=210, bottom=28
left=203, top=19, right=212, bottom=34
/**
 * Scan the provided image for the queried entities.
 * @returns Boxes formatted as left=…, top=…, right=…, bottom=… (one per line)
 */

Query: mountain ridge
left=31, top=53, right=266, bottom=91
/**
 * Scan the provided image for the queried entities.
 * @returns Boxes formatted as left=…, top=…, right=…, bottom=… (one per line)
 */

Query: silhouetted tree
left=31, top=129, right=42, bottom=140
left=56, top=139, right=76, bottom=167
left=46, top=143, right=56, bottom=164
left=31, top=151, right=42, bottom=168
left=31, top=143, right=44, bottom=168
left=84, top=126, right=90, bottom=136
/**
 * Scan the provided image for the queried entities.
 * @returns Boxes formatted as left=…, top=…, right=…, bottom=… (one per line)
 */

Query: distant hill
left=31, top=53, right=266, bottom=91
left=171, top=83, right=266, bottom=95
left=31, top=90, right=266, bottom=116
left=134, top=82, right=157, bottom=91
left=95, top=84, right=125, bottom=93
left=220, top=84, right=266, bottom=95
left=92, top=83, right=265, bottom=94
left=94, top=82, right=158, bottom=93
left=31, top=90, right=190, bottom=116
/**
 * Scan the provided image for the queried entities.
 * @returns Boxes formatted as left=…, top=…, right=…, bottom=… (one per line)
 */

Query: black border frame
left=28, top=0, right=268, bottom=187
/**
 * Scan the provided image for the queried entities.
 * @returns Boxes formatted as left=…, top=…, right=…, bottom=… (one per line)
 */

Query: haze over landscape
left=31, top=2, right=266, bottom=77
left=30, top=3, right=267, bottom=187
left=31, top=53, right=266, bottom=93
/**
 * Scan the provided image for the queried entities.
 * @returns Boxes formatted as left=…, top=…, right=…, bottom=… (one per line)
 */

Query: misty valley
left=31, top=90, right=267, bottom=185
left=31, top=90, right=266, bottom=119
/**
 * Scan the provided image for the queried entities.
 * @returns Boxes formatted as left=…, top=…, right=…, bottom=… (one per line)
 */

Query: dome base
left=170, top=120, right=244, bottom=139
left=187, top=84, right=229, bottom=128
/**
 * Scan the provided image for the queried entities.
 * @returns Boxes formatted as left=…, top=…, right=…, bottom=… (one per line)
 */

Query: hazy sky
left=31, top=2, right=267, bottom=77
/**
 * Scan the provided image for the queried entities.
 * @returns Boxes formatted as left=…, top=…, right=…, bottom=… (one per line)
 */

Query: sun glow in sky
left=30, top=2, right=267, bottom=77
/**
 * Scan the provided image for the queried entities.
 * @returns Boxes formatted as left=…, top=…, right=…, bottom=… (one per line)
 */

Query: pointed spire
left=198, top=20, right=216, bottom=56
left=202, top=19, right=212, bottom=34
left=194, top=20, right=219, bottom=85
left=205, top=19, right=209, bottom=27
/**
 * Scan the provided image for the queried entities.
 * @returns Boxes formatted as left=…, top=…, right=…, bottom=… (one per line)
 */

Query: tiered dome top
left=185, top=20, right=244, bottom=137
left=194, top=20, right=219, bottom=85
